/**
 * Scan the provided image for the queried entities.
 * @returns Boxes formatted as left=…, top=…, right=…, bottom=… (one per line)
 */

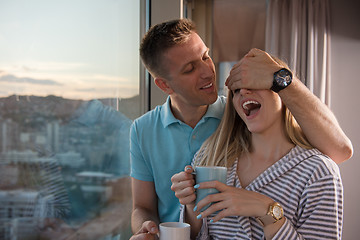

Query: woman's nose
left=240, top=88, right=252, bottom=96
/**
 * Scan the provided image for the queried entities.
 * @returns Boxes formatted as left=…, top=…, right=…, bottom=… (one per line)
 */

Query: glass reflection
left=0, top=96, right=135, bottom=239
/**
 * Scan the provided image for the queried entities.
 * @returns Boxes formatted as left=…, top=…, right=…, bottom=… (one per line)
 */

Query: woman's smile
left=242, top=100, right=261, bottom=117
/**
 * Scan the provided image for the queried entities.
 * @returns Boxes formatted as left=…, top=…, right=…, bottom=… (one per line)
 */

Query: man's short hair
left=140, top=18, right=196, bottom=78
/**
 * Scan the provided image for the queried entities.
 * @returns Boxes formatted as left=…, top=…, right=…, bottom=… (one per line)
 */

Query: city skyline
left=0, top=0, right=140, bottom=100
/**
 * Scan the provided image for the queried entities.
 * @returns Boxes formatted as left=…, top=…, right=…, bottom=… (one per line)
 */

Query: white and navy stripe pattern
left=184, top=146, right=343, bottom=240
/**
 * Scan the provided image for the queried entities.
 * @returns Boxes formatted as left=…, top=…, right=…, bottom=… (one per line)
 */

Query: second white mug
left=159, top=222, right=190, bottom=240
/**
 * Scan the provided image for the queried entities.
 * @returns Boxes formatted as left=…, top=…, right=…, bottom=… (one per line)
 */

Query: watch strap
left=256, top=214, right=277, bottom=227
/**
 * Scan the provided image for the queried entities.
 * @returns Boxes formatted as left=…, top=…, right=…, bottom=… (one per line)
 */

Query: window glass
left=0, top=0, right=140, bottom=239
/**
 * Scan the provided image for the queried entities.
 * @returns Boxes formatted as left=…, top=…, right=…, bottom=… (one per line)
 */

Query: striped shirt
left=181, top=146, right=343, bottom=239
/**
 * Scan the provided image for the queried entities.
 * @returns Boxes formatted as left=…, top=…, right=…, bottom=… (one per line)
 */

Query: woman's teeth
left=242, top=100, right=259, bottom=110
left=242, top=100, right=261, bottom=117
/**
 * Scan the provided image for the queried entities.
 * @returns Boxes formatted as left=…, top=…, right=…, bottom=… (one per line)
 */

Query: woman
left=171, top=58, right=343, bottom=239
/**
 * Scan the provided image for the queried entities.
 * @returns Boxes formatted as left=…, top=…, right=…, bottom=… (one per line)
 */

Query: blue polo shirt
left=130, top=96, right=225, bottom=223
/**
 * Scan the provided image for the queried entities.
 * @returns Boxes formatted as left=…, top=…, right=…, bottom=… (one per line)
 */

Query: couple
left=130, top=19, right=351, bottom=239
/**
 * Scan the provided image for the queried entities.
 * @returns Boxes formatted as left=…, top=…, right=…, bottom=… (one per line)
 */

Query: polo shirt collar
left=160, top=96, right=224, bottom=128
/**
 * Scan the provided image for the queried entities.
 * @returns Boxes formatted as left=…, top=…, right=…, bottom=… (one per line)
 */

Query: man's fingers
left=137, top=221, right=158, bottom=235
left=226, top=58, right=246, bottom=88
left=144, top=221, right=159, bottom=234
left=131, top=221, right=159, bottom=240
left=130, top=232, right=159, bottom=240
left=245, top=48, right=262, bottom=58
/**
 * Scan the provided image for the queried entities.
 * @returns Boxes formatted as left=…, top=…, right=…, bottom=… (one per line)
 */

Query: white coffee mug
left=159, top=222, right=190, bottom=240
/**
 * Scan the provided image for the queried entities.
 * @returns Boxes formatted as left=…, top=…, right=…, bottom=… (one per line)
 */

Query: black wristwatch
left=271, top=68, right=293, bottom=93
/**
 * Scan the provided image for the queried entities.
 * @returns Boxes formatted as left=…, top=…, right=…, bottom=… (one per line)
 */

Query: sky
left=0, top=0, right=140, bottom=100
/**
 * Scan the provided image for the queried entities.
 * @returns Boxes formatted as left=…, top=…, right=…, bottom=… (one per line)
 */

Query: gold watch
left=256, top=202, right=284, bottom=227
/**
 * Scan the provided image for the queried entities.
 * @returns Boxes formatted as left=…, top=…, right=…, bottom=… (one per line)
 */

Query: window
left=0, top=1, right=141, bottom=239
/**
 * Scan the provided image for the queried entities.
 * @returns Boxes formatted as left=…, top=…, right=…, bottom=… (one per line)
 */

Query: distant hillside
left=99, top=94, right=141, bottom=120
left=0, top=94, right=141, bottom=122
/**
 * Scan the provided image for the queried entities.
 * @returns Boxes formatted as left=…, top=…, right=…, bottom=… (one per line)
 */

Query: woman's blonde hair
left=195, top=57, right=312, bottom=167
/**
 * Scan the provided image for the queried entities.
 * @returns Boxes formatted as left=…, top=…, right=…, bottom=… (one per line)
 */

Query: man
left=130, top=19, right=352, bottom=240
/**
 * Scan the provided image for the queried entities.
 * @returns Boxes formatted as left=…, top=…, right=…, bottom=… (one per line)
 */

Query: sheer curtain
left=265, top=0, right=331, bottom=105
left=212, top=0, right=266, bottom=96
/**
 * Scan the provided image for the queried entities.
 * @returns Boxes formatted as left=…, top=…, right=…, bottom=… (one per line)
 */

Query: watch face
left=275, top=69, right=292, bottom=87
left=272, top=68, right=293, bottom=93
left=273, top=205, right=283, bottom=219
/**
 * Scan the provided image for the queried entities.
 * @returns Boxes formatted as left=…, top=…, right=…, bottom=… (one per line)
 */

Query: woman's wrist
left=263, top=217, right=286, bottom=239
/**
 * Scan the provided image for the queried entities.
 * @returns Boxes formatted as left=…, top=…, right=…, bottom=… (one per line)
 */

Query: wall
left=330, top=0, right=360, bottom=239
left=149, top=0, right=183, bottom=109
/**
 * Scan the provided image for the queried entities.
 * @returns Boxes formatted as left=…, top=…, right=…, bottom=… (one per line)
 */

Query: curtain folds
left=265, top=0, right=331, bottom=105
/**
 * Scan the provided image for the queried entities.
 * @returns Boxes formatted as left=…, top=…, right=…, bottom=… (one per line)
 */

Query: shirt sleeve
left=180, top=204, right=210, bottom=240
left=272, top=174, right=343, bottom=240
left=129, top=121, right=154, bottom=182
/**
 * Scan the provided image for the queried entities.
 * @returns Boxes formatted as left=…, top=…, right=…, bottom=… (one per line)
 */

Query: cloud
left=75, top=88, right=97, bottom=92
left=0, top=62, right=87, bottom=74
left=0, top=74, right=62, bottom=86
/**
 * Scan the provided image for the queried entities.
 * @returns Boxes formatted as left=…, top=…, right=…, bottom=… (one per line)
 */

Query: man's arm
left=226, top=48, right=353, bottom=163
left=278, top=77, right=352, bottom=163
left=131, top=178, right=160, bottom=237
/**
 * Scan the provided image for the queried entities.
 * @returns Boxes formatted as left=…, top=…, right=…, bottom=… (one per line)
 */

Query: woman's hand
left=194, top=181, right=273, bottom=222
left=171, top=165, right=196, bottom=205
